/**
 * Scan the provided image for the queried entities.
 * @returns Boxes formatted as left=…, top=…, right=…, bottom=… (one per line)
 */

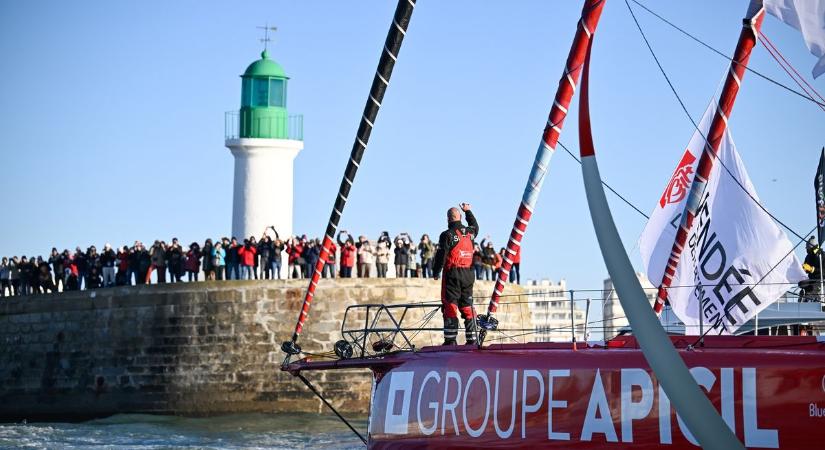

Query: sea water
left=0, top=413, right=366, bottom=449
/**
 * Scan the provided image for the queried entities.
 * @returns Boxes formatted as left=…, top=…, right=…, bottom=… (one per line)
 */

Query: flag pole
left=281, top=0, right=416, bottom=358
left=819, top=251, right=824, bottom=302
left=484, top=0, right=607, bottom=319
left=654, top=0, right=766, bottom=313
left=816, top=147, right=825, bottom=301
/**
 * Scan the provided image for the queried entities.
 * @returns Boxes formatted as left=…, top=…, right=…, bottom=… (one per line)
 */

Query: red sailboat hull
left=291, top=336, right=825, bottom=449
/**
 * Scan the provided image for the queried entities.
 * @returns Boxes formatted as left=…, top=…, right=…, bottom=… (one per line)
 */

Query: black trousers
left=440, top=267, right=477, bottom=343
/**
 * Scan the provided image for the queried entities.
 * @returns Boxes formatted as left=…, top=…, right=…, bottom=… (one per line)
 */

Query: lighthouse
left=225, top=48, right=303, bottom=253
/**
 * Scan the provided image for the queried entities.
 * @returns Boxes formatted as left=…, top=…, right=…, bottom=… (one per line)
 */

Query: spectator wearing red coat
left=237, top=239, right=258, bottom=280
left=323, top=241, right=337, bottom=279
left=337, top=231, right=356, bottom=278
left=286, top=237, right=304, bottom=279
left=509, top=246, right=521, bottom=284
left=185, top=243, right=202, bottom=282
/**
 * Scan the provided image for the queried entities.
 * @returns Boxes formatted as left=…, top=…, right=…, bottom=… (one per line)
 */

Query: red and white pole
left=654, top=2, right=765, bottom=313
left=487, top=0, right=606, bottom=315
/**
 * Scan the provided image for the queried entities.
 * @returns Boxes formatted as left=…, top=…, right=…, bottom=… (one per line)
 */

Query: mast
left=654, top=1, right=766, bottom=313
left=577, top=35, right=745, bottom=450
left=485, top=0, right=606, bottom=316
left=282, top=0, right=416, bottom=357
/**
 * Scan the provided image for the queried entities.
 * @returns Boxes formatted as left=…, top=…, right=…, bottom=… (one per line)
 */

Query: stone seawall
left=0, top=279, right=529, bottom=421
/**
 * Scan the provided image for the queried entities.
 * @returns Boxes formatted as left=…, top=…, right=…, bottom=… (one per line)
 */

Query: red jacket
left=237, top=245, right=257, bottom=266
left=117, top=253, right=128, bottom=271
left=340, top=243, right=356, bottom=267
left=326, top=242, right=337, bottom=264
left=184, top=250, right=201, bottom=272
left=288, top=243, right=303, bottom=264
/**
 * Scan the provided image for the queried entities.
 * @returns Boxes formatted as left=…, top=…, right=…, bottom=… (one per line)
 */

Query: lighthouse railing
left=224, top=111, right=304, bottom=141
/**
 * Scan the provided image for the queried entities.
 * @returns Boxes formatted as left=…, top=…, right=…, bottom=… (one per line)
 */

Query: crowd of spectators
left=0, top=229, right=521, bottom=297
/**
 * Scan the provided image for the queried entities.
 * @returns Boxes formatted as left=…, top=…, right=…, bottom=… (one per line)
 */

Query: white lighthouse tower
left=225, top=46, right=303, bottom=249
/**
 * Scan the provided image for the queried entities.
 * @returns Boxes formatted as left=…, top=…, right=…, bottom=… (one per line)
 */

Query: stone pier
left=0, top=279, right=530, bottom=421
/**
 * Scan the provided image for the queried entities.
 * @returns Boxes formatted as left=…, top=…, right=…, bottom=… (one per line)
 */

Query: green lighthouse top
left=229, top=25, right=302, bottom=141
left=243, top=50, right=288, bottom=79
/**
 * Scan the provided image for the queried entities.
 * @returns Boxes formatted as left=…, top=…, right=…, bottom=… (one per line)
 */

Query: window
left=241, top=78, right=252, bottom=106
left=269, top=78, right=285, bottom=107
left=252, top=78, right=269, bottom=107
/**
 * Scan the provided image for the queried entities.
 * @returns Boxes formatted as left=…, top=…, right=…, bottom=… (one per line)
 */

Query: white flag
left=638, top=104, right=713, bottom=285
left=640, top=104, right=806, bottom=335
left=765, top=0, right=825, bottom=78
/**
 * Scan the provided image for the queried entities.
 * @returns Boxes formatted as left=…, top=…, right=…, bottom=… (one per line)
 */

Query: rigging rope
left=759, top=31, right=825, bottom=114
left=295, top=373, right=367, bottom=445
left=558, top=140, right=650, bottom=219
left=630, top=0, right=825, bottom=110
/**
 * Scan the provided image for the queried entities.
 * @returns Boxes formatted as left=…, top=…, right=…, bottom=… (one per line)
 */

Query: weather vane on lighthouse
left=257, top=24, right=277, bottom=51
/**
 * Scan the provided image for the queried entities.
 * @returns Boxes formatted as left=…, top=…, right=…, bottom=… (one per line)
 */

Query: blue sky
left=1, top=0, right=822, bottom=294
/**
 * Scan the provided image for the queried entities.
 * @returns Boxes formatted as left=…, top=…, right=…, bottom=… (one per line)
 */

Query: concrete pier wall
left=0, top=279, right=530, bottom=420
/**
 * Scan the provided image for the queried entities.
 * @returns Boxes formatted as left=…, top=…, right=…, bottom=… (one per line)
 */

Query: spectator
left=249, top=236, right=260, bottom=280
left=358, top=238, right=374, bottom=278
left=495, top=247, right=505, bottom=280
left=510, top=246, right=521, bottom=284
left=167, top=238, right=184, bottom=283
left=375, top=239, right=390, bottom=278
left=377, top=231, right=392, bottom=251
left=65, top=253, right=79, bottom=290
left=323, top=239, right=336, bottom=279
left=100, top=244, right=117, bottom=287
left=272, top=236, right=285, bottom=280
left=355, top=235, right=368, bottom=278
left=116, top=246, right=129, bottom=286
left=480, top=238, right=496, bottom=281
left=419, top=235, right=435, bottom=278
left=185, top=242, right=201, bottom=282
left=150, top=240, right=167, bottom=283
left=87, top=265, right=102, bottom=289
left=258, top=235, right=272, bottom=280
left=305, top=239, right=321, bottom=278
left=202, top=239, right=215, bottom=280
left=337, top=231, right=356, bottom=278
left=407, top=241, right=419, bottom=278
left=212, top=242, right=226, bottom=280
left=0, top=257, right=9, bottom=296
left=301, top=237, right=315, bottom=278
left=224, top=237, right=238, bottom=280
left=238, top=239, right=257, bottom=280
left=36, top=257, right=56, bottom=293
left=394, top=237, right=409, bottom=278
left=29, top=256, right=43, bottom=294
left=86, top=246, right=100, bottom=287
left=19, top=256, right=32, bottom=295
left=49, top=248, right=64, bottom=292
left=286, top=237, right=304, bottom=279
left=74, top=248, right=88, bottom=291
left=131, top=242, right=150, bottom=285
left=472, top=243, right=483, bottom=280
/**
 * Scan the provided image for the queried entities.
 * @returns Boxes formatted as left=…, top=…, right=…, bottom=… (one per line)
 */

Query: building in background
left=602, top=272, right=657, bottom=338
left=524, top=279, right=587, bottom=342
left=225, top=48, right=304, bottom=258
